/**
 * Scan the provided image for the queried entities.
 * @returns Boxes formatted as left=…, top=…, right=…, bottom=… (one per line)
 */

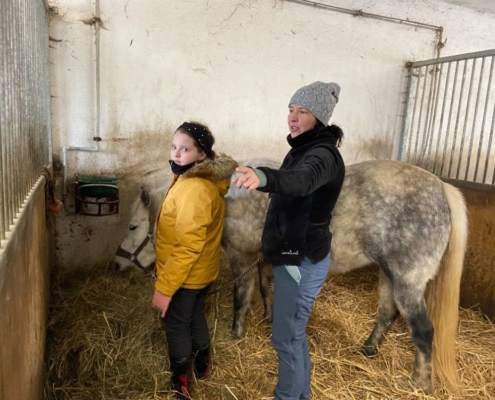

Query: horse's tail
left=426, top=182, right=468, bottom=394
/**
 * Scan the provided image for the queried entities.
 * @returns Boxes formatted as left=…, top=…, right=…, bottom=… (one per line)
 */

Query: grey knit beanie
left=289, top=81, right=341, bottom=126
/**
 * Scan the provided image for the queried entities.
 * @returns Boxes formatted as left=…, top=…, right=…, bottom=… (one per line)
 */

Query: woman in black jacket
left=234, top=81, right=345, bottom=400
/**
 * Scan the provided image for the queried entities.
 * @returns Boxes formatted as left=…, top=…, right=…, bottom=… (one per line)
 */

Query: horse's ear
left=140, top=187, right=151, bottom=207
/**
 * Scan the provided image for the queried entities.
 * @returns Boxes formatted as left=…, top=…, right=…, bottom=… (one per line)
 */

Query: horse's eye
left=129, top=225, right=137, bottom=231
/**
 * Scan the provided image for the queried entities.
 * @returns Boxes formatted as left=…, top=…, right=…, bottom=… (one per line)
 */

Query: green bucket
left=77, top=175, right=118, bottom=198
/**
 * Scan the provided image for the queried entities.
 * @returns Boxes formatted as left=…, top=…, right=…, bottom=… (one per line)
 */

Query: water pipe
left=62, top=0, right=102, bottom=203
left=285, top=0, right=444, bottom=58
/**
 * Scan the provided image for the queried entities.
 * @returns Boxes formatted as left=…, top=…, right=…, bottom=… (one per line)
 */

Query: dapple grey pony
left=115, top=159, right=467, bottom=394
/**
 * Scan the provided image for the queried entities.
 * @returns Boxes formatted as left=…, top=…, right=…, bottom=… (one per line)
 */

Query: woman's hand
left=232, top=167, right=260, bottom=190
left=152, top=289, right=172, bottom=318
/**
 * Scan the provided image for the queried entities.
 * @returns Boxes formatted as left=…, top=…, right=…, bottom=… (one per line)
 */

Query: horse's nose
left=144, top=262, right=156, bottom=275
left=115, top=262, right=122, bottom=272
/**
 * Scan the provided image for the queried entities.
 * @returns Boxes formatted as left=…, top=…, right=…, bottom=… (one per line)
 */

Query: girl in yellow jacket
left=152, top=122, right=237, bottom=399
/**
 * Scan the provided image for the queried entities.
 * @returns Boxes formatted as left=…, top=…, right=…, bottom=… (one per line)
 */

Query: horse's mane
left=148, top=188, right=167, bottom=220
left=130, top=186, right=168, bottom=221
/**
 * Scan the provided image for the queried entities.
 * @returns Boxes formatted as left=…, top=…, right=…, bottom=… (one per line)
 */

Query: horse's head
left=114, top=187, right=159, bottom=273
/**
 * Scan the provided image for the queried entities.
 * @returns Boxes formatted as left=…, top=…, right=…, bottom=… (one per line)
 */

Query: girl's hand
left=152, top=289, right=172, bottom=318
left=232, top=167, right=260, bottom=190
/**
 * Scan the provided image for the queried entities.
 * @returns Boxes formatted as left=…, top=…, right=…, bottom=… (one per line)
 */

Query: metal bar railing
left=465, top=57, right=486, bottom=180
left=419, top=65, right=437, bottom=168
left=432, top=62, right=451, bottom=175
left=423, top=63, right=443, bottom=171
left=486, top=100, right=495, bottom=184
left=455, top=58, right=477, bottom=180
left=410, top=49, right=495, bottom=68
left=0, top=0, right=51, bottom=247
left=474, top=56, right=494, bottom=182
left=447, top=59, right=468, bottom=178
left=401, top=49, right=495, bottom=186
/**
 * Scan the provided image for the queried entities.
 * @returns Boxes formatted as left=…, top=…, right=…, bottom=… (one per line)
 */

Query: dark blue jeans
left=272, top=254, right=331, bottom=400
left=162, top=286, right=210, bottom=359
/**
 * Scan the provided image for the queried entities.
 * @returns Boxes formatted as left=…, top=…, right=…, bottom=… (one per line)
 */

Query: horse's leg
left=229, top=250, right=257, bottom=338
left=394, top=288, right=434, bottom=392
left=258, top=261, right=273, bottom=323
left=362, top=269, right=399, bottom=357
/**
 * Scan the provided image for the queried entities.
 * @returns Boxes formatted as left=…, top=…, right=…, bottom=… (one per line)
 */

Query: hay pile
left=44, top=262, right=495, bottom=400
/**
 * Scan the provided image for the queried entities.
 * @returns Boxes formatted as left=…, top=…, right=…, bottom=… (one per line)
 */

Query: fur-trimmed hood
left=183, top=153, right=238, bottom=182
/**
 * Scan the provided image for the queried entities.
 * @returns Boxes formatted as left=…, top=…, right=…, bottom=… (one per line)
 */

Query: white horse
left=115, top=159, right=467, bottom=394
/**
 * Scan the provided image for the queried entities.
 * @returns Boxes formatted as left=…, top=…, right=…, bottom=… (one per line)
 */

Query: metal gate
left=400, top=49, right=495, bottom=186
left=0, top=0, right=51, bottom=247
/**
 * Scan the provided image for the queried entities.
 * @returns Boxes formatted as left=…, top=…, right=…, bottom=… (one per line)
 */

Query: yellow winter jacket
left=154, top=154, right=238, bottom=297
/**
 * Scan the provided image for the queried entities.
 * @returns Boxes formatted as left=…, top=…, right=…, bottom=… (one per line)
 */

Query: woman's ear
left=198, top=151, right=207, bottom=161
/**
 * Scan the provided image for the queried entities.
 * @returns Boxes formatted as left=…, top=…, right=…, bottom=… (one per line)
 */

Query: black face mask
left=169, top=160, right=195, bottom=175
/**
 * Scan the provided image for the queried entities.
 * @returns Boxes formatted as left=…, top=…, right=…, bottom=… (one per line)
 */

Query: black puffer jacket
left=257, top=125, right=345, bottom=265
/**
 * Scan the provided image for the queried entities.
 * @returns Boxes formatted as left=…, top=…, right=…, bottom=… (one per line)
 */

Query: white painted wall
left=48, top=0, right=495, bottom=269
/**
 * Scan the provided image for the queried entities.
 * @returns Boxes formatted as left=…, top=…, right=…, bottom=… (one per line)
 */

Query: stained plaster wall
left=48, top=0, right=495, bottom=269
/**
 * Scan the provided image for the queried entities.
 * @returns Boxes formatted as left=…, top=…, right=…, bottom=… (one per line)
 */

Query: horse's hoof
left=231, top=328, right=244, bottom=339
left=394, top=375, right=432, bottom=394
left=396, top=376, right=415, bottom=391
left=360, top=345, right=378, bottom=358
left=412, top=372, right=432, bottom=394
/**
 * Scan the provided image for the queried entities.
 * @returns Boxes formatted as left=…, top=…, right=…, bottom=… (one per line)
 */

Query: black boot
left=170, top=356, right=191, bottom=399
left=193, top=344, right=210, bottom=380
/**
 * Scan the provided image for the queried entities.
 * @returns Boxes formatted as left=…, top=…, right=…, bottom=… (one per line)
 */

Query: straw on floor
left=43, top=260, right=495, bottom=400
